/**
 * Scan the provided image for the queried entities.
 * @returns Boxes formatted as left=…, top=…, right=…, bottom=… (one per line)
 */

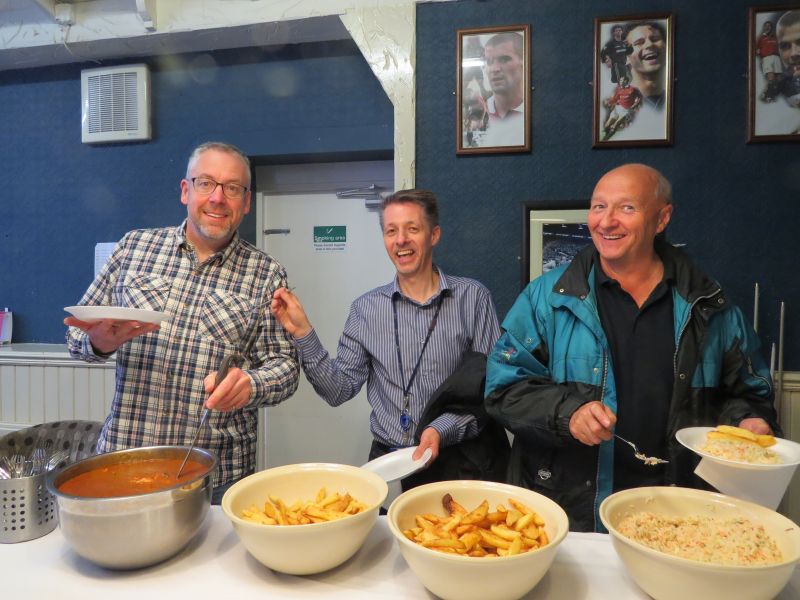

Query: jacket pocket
left=198, top=289, right=253, bottom=347
left=119, top=273, right=171, bottom=312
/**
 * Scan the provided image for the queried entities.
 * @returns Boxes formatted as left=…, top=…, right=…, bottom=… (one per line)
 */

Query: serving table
left=3, top=508, right=799, bottom=599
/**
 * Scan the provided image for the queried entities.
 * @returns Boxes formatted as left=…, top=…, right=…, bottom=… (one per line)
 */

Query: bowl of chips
left=600, top=486, right=800, bottom=600
left=221, top=463, right=388, bottom=575
left=386, top=480, right=569, bottom=600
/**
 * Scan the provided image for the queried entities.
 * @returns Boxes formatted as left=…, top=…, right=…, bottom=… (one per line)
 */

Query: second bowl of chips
left=386, top=479, right=569, bottom=600
left=221, top=463, right=388, bottom=575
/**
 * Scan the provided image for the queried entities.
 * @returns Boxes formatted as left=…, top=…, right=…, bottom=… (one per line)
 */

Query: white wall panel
left=0, top=346, right=115, bottom=431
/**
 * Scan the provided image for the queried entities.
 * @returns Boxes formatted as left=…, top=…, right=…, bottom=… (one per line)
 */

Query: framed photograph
left=457, top=24, right=531, bottom=154
left=522, top=205, right=592, bottom=284
left=748, top=6, right=800, bottom=141
left=592, top=14, right=674, bottom=147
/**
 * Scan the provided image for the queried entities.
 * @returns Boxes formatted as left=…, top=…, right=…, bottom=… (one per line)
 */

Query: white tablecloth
left=2, top=508, right=799, bottom=599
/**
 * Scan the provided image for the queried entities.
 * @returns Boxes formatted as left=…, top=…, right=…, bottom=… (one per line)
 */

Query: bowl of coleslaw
left=600, top=486, right=800, bottom=600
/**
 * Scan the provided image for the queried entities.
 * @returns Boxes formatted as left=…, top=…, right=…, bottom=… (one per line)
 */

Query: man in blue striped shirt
left=271, top=189, right=500, bottom=475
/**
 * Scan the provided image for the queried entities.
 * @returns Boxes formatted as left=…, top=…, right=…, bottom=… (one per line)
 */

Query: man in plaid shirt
left=65, top=142, right=299, bottom=503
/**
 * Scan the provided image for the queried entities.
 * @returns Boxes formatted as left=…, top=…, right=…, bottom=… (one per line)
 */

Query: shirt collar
left=389, top=266, right=451, bottom=304
left=594, top=250, right=675, bottom=288
left=174, top=219, right=241, bottom=265
left=487, top=95, right=524, bottom=116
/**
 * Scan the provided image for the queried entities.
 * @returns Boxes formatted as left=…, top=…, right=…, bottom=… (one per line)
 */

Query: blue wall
left=416, top=0, right=800, bottom=370
left=1, top=41, right=393, bottom=343
left=3, top=1, right=799, bottom=371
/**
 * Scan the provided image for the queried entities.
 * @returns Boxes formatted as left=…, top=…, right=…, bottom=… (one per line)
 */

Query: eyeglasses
left=191, top=177, right=248, bottom=200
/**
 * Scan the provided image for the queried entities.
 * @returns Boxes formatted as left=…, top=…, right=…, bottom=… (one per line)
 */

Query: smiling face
left=588, top=165, right=672, bottom=271
left=180, top=148, right=251, bottom=257
left=382, top=201, right=440, bottom=282
left=626, top=25, right=665, bottom=75
left=778, top=18, right=800, bottom=76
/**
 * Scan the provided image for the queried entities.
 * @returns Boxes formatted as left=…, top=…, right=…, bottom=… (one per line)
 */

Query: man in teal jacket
left=485, top=164, right=778, bottom=532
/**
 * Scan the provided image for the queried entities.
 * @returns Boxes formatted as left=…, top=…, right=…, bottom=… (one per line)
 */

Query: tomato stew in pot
left=58, top=458, right=208, bottom=497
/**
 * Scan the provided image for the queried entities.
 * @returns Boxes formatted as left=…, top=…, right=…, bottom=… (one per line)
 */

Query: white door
left=256, top=161, right=394, bottom=469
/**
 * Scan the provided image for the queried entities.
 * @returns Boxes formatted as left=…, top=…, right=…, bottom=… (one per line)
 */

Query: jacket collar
left=553, top=237, right=725, bottom=313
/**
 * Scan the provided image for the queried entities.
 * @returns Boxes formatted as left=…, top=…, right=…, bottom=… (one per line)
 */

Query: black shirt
left=595, top=259, right=675, bottom=491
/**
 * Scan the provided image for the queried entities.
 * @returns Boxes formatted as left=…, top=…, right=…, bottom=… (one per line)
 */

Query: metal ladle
left=177, top=352, right=242, bottom=477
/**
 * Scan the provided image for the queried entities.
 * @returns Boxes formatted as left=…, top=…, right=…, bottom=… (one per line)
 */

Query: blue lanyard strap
left=392, top=293, right=445, bottom=434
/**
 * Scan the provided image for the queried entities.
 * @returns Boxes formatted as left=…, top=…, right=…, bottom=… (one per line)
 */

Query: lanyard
left=392, top=293, right=445, bottom=442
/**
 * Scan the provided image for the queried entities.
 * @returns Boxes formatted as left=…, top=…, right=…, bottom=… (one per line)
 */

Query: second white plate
left=360, top=446, right=433, bottom=483
left=676, top=426, right=800, bottom=470
left=64, top=305, right=172, bottom=324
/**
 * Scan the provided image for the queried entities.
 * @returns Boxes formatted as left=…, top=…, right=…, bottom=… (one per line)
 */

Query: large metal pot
left=46, top=445, right=217, bottom=569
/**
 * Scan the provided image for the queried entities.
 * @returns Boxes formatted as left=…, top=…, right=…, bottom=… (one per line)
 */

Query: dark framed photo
left=457, top=24, right=531, bottom=154
left=522, top=205, right=591, bottom=285
left=748, top=6, right=800, bottom=141
left=592, top=14, right=674, bottom=147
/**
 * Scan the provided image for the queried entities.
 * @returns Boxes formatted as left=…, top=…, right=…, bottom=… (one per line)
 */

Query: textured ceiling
left=0, top=1, right=352, bottom=71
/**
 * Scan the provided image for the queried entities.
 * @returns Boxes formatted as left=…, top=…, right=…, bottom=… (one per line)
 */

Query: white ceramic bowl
left=386, top=480, right=569, bottom=600
left=599, top=486, right=800, bottom=600
left=221, top=463, right=388, bottom=575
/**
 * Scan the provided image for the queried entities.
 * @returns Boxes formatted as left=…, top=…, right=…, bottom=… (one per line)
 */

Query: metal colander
left=0, top=471, right=57, bottom=543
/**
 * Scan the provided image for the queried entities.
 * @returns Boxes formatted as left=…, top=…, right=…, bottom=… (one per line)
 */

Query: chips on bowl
left=401, top=493, right=549, bottom=557
left=387, top=480, right=569, bottom=600
left=240, top=487, right=370, bottom=525
left=222, top=463, right=387, bottom=575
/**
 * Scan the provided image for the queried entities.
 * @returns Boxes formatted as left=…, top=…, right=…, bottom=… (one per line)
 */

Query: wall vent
left=81, top=64, right=151, bottom=143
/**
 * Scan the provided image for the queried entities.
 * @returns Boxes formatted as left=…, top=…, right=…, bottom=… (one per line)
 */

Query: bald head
left=589, top=164, right=673, bottom=270
left=596, top=164, right=672, bottom=207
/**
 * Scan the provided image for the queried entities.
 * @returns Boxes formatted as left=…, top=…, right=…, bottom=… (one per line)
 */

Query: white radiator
left=0, top=344, right=268, bottom=471
left=0, top=344, right=115, bottom=435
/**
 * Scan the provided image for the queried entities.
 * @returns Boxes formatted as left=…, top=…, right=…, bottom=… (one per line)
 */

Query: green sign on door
left=313, top=226, right=347, bottom=251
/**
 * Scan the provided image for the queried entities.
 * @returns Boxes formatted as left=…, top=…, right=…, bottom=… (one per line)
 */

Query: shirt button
left=593, top=367, right=599, bottom=373
left=717, top=298, right=724, bottom=304
left=525, top=338, right=532, bottom=344
left=679, top=373, right=686, bottom=380
left=558, top=288, right=565, bottom=293
left=585, top=480, right=592, bottom=487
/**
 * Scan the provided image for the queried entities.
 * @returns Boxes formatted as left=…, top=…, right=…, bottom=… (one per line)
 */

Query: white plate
left=360, top=446, right=433, bottom=483
left=64, top=305, right=172, bottom=325
left=676, top=426, right=800, bottom=470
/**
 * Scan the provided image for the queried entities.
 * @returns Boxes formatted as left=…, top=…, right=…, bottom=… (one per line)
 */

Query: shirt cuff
left=293, top=328, right=322, bottom=359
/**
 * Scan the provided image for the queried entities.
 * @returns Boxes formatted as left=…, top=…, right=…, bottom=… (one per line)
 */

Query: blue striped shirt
left=294, top=269, right=500, bottom=449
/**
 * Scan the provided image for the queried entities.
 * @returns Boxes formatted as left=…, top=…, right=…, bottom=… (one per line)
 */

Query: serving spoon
left=177, top=352, right=242, bottom=477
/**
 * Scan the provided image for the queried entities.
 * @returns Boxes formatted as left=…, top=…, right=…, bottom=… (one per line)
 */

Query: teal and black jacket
left=485, top=240, right=778, bottom=532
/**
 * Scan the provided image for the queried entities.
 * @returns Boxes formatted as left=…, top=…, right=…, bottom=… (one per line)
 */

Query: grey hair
left=186, top=142, right=251, bottom=184
left=379, top=189, right=440, bottom=230
left=654, top=170, right=673, bottom=205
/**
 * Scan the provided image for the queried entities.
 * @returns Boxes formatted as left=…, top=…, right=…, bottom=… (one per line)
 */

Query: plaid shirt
left=67, top=222, right=299, bottom=487
left=295, top=269, right=500, bottom=449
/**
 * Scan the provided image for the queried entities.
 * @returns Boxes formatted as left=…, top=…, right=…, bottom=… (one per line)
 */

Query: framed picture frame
left=592, top=14, right=674, bottom=147
left=747, top=5, right=800, bottom=142
left=457, top=24, right=531, bottom=154
left=522, top=205, right=592, bottom=284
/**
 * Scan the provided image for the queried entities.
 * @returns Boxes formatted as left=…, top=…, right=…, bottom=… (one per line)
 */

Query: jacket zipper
left=673, top=288, right=721, bottom=378
left=593, top=349, right=609, bottom=531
